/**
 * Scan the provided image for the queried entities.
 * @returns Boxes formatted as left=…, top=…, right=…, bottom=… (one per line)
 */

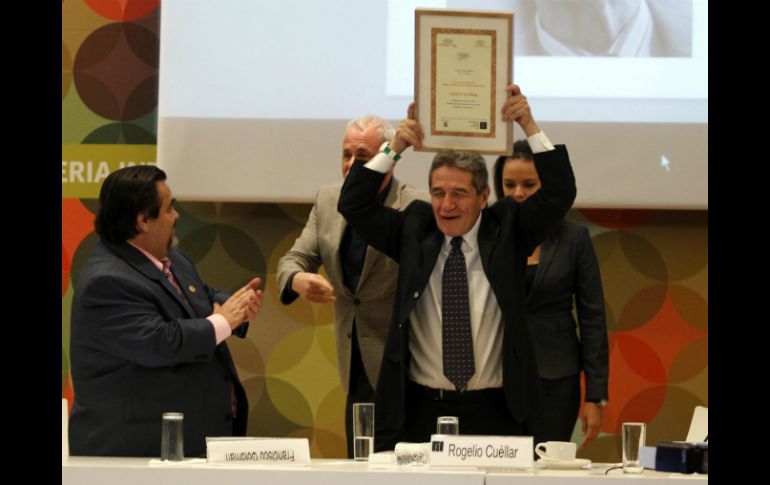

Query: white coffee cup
left=535, top=441, right=577, bottom=461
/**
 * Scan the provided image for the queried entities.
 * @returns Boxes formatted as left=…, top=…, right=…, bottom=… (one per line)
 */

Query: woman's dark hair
left=492, top=140, right=564, bottom=239
left=493, top=139, right=534, bottom=199
left=94, top=165, right=167, bottom=243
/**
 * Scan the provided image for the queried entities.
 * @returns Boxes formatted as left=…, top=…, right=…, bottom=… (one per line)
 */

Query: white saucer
left=537, top=458, right=592, bottom=470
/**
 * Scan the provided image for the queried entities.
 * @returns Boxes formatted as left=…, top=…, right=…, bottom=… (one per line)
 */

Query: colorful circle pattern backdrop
left=62, top=1, right=707, bottom=461
left=63, top=0, right=159, bottom=144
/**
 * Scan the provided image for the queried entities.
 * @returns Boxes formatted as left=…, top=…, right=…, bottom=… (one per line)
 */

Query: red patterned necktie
left=162, top=260, right=199, bottom=327
left=162, top=259, right=238, bottom=417
left=161, top=259, right=190, bottom=304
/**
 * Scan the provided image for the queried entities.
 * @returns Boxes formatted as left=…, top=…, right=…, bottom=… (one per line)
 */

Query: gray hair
left=346, top=115, right=396, bottom=143
left=429, top=150, right=489, bottom=194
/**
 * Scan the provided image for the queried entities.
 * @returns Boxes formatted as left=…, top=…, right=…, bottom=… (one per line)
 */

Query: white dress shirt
left=408, top=214, right=503, bottom=390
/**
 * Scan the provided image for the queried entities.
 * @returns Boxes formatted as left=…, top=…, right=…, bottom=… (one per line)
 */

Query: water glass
left=161, top=412, right=185, bottom=461
left=436, top=416, right=459, bottom=435
left=622, top=422, right=646, bottom=473
left=353, top=403, right=375, bottom=461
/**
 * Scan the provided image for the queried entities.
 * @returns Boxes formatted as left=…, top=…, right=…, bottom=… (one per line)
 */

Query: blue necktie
left=442, top=237, right=475, bottom=391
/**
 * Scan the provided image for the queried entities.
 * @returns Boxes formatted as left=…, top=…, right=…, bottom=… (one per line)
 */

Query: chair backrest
left=685, top=405, right=708, bottom=442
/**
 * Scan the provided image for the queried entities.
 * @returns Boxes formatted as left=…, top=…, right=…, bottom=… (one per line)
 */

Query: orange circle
left=85, top=0, right=159, bottom=21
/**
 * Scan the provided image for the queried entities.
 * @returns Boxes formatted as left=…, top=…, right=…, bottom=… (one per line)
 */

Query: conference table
left=62, top=457, right=707, bottom=485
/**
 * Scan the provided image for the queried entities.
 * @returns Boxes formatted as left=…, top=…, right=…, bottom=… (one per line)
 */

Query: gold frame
left=415, top=9, right=513, bottom=154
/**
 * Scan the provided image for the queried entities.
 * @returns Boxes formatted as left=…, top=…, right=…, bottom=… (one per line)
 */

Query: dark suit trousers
left=524, top=374, right=581, bottom=444
left=345, top=322, right=375, bottom=458
left=403, top=381, right=524, bottom=443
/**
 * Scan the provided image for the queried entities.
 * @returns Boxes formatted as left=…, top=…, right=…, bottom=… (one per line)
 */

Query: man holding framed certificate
left=338, top=84, right=576, bottom=449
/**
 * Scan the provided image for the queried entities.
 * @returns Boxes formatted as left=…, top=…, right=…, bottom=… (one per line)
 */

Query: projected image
left=386, top=0, right=705, bottom=106
left=451, top=0, right=693, bottom=57
left=158, top=0, right=707, bottom=207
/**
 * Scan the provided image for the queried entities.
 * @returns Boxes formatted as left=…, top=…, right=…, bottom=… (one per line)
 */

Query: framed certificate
left=415, top=9, right=513, bottom=154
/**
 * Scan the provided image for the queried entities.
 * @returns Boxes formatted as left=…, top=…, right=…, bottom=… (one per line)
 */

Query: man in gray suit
left=277, top=115, right=428, bottom=457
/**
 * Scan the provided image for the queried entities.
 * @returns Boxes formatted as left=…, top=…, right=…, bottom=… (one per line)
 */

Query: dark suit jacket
left=526, top=221, right=608, bottom=402
left=69, top=241, right=248, bottom=457
left=338, top=146, right=576, bottom=450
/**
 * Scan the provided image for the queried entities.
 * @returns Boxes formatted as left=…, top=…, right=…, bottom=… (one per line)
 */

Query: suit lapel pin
left=188, top=285, right=196, bottom=293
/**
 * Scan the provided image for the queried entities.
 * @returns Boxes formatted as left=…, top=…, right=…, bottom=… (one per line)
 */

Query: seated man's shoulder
left=76, top=260, right=141, bottom=297
left=81, top=244, right=131, bottom=279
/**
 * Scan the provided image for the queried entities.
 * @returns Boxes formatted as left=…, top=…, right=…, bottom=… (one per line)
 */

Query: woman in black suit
left=493, top=140, right=609, bottom=449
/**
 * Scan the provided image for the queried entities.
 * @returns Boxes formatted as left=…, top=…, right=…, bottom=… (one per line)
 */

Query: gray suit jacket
left=69, top=241, right=248, bottom=457
left=277, top=179, right=428, bottom=392
left=526, top=221, right=609, bottom=402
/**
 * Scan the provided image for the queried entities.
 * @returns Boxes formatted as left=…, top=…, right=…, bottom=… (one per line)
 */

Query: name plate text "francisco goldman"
left=206, top=437, right=310, bottom=465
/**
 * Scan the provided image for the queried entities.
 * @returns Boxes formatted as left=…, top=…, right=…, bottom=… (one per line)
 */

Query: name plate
left=206, top=437, right=310, bottom=465
left=429, top=435, right=533, bottom=468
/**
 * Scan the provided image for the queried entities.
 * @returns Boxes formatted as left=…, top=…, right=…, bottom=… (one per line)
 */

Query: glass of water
left=622, top=422, right=646, bottom=474
left=352, top=403, right=375, bottom=461
left=436, top=416, right=459, bottom=435
left=160, top=412, right=184, bottom=461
